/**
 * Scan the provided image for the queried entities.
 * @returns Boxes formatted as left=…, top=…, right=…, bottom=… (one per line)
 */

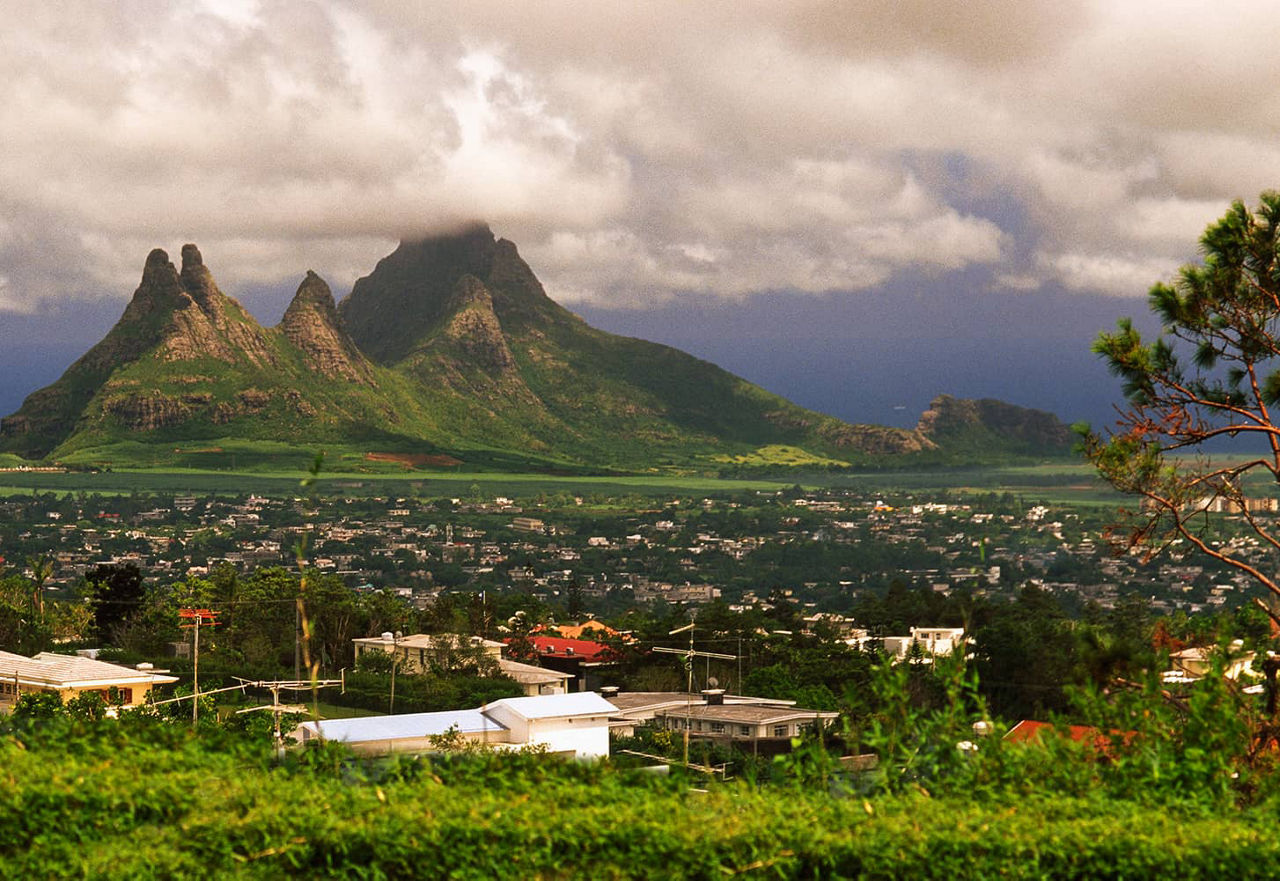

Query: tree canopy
left=1086, top=191, right=1280, bottom=619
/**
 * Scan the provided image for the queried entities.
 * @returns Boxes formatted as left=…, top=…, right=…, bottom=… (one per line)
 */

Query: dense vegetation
left=6, top=642, right=1280, bottom=879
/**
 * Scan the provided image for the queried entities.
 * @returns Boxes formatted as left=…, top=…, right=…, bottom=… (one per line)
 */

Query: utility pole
left=294, top=604, right=301, bottom=682
left=388, top=631, right=401, bottom=715
left=179, top=608, right=219, bottom=724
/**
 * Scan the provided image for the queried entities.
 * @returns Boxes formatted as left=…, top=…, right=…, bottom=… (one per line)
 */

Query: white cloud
left=0, top=1, right=1275, bottom=312
left=1044, top=252, right=1177, bottom=298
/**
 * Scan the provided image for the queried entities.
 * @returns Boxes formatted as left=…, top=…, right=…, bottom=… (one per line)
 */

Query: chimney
left=600, top=686, right=620, bottom=699
left=701, top=688, right=725, bottom=706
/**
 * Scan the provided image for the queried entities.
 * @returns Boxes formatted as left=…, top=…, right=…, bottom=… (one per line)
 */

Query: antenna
left=652, top=620, right=736, bottom=767
left=234, top=678, right=343, bottom=758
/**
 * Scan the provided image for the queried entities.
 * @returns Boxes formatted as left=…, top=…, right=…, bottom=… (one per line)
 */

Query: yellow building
left=0, top=650, right=177, bottom=710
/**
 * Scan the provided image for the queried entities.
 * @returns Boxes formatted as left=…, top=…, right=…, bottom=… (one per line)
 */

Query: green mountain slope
left=0, top=247, right=452, bottom=462
left=338, top=225, right=928, bottom=467
left=0, top=228, right=1075, bottom=471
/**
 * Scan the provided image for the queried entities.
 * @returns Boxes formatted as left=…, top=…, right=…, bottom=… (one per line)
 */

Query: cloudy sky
left=3, top=1, right=1276, bottom=427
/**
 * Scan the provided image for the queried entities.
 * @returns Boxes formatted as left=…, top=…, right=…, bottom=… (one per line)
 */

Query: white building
left=296, top=691, right=617, bottom=760
left=849, top=627, right=968, bottom=662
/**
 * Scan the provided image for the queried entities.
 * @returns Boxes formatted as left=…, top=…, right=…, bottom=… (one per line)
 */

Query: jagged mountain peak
left=122, top=249, right=189, bottom=319
left=177, top=243, right=223, bottom=313
left=281, top=271, right=374, bottom=385
left=287, top=270, right=337, bottom=311
left=338, top=222, right=564, bottom=364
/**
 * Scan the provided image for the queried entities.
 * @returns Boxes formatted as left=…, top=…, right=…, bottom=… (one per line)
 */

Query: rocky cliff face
left=280, top=271, right=376, bottom=384
left=439, top=275, right=517, bottom=372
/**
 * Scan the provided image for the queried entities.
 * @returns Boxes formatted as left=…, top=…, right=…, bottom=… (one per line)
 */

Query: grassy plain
left=0, top=455, right=1135, bottom=507
left=0, top=467, right=800, bottom=499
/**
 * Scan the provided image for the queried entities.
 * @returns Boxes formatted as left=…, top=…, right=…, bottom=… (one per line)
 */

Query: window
left=710, top=722, right=725, bottom=733
left=739, top=725, right=752, bottom=736
left=774, top=725, right=788, bottom=737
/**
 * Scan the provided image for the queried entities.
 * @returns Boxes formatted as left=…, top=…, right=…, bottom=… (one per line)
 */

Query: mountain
left=916, top=395, right=1076, bottom=457
left=0, top=245, right=447, bottom=462
left=336, top=224, right=934, bottom=467
left=0, top=228, right=1074, bottom=471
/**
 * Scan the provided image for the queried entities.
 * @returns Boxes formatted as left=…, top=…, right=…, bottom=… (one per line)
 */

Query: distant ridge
left=0, top=228, right=1075, bottom=470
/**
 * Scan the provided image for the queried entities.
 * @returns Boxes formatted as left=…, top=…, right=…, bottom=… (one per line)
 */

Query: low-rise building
left=296, top=691, right=617, bottom=759
left=353, top=632, right=571, bottom=696
left=0, top=651, right=177, bottom=711
left=650, top=690, right=837, bottom=752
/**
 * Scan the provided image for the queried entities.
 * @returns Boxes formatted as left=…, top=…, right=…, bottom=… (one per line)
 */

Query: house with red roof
left=504, top=636, right=621, bottom=692
left=1006, top=719, right=1137, bottom=756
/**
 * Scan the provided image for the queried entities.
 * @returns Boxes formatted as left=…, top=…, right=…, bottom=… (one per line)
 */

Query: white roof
left=487, top=692, right=618, bottom=720
left=498, top=658, right=572, bottom=685
left=0, top=650, right=177, bottom=689
left=301, top=709, right=505, bottom=744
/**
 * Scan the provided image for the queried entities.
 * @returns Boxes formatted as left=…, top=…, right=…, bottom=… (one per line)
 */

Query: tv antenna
left=235, top=678, right=343, bottom=757
left=653, top=622, right=736, bottom=768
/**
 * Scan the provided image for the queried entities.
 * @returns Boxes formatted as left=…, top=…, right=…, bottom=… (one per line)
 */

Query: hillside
left=0, top=246, right=449, bottom=463
left=0, top=229, right=1074, bottom=471
left=337, top=225, right=932, bottom=468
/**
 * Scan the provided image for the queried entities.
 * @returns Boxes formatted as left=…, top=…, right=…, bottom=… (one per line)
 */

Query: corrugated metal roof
left=303, top=709, right=506, bottom=744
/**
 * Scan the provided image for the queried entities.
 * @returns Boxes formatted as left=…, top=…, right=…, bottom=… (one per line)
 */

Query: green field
left=0, top=456, right=1137, bottom=507
left=0, top=467, right=801, bottom=499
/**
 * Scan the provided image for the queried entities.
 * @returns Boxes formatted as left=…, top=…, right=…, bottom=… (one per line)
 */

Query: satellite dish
left=707, top=676, right=719, bottom=688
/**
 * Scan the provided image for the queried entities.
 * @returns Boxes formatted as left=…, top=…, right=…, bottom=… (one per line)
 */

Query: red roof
left=1006, top=719, right=1136, bottom=754
left=507, top=636, right=616, bottom=663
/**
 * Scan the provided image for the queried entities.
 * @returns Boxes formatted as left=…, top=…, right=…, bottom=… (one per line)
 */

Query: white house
left=296, top=691, right=617, bottom=760
left=850, top=626, right=968, bottom=662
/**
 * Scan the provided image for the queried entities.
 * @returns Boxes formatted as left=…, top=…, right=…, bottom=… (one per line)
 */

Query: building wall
left=0, top=680, right=160, bottom=710
left=528, top=717, right=611, bottom=759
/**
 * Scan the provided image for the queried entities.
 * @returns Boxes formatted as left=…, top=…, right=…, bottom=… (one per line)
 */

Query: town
left=2, top=483, right=1265, bottom=620
left=0, top=479, right=1272, bottom=758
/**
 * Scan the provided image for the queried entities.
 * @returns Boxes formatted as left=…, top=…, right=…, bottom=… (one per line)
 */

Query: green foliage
left=85, top=562, right=146, bottom=644
left=11, top=691, right=64, bottom=721
left=353, top=650, right=394, bottom=674
left=1086, top=190, right=1280, bottom=599
left=328, top=671, right=523, bottom=715
left=66, top=690, right=107, bottom=721
left=5, top=707, right=1280, bottom=878
left=855, top=651, right=989, bottom=794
